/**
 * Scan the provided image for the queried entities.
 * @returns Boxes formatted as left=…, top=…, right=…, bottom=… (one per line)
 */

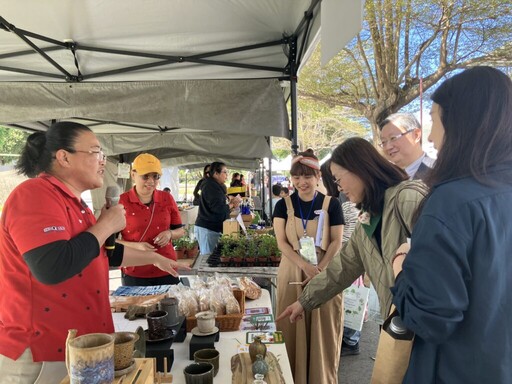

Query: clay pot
left=195, top=311, right=216, bottom=333
left=66, top=329, right=115, bottom=384
left=187, top=245, right=199, bottom=258
left=249, top=336, right=267, bottom=363
left=175, top=248, right=186, bottom=259
left=112, top=331, right=139, bottom=371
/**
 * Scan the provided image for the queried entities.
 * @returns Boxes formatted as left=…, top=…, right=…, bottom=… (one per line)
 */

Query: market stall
left=108, top=289, right=293, bottom=383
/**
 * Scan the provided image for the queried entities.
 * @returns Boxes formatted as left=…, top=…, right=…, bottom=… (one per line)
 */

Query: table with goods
left=60, top=277, right=293, bottom=383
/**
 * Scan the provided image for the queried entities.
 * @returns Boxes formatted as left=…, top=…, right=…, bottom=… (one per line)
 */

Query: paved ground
left=338, top=320, right=380, bottom=384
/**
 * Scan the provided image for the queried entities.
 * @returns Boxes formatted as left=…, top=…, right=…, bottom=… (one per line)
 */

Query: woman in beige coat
left=277, top=138, right=428, bottom=352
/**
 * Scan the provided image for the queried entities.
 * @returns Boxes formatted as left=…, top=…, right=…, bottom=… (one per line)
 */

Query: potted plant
left=230, top=236, right=247, bottom=266
left=257, top=234, right=280, bottom=266
left=219, top=234, right=237, bottom=264
left=186, top=238, right=199, bottom=258
left=173, top=236, right=189, bottom=259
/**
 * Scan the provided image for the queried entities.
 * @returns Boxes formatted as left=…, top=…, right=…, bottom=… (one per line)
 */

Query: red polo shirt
left=120, top=188, right=182, bottom=278
left=0, top=174, right=113, bottom=362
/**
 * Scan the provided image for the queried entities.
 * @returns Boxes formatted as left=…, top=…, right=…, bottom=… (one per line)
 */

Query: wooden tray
left=231, top=352, right=285, bottom=384
left=110, top=293, right=167, bottom=313
left=61, top=358, right=154, bottom=384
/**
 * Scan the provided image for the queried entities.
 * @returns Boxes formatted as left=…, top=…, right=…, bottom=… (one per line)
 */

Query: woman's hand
left=276, top=301, right=305, bottom=323
left=151, top=253, right=191, bottom=277
left=301, top=262, right=321, bottom=280
left=153, top=230, right=172, bottom=248
left=97, top=204, right=127, bottom=233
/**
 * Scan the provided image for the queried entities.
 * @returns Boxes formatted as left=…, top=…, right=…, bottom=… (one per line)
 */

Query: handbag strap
left=392, top=181, right=429, bottom=237
left=138, top=201, right=156, bottom=242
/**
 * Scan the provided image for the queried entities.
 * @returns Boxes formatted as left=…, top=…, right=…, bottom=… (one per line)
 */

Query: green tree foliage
left=299, top=0, right=512, bottom=142
left=0, top=127, right=29, bottom=164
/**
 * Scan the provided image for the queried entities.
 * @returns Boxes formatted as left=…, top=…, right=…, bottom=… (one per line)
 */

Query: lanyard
left=298, top=191, right=317, bottom=236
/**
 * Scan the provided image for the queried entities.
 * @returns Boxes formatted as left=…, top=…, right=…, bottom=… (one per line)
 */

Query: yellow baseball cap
left=132, top=153, right=162, bottom=175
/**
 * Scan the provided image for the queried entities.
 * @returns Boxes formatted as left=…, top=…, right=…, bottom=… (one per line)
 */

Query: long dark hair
left=331, top=137, right=408, bottom=215
left=321, top=160, right=339, bottom=198
left=16, top=122, right=91, bottom=178
left=427, top=66, right=512, bottom=187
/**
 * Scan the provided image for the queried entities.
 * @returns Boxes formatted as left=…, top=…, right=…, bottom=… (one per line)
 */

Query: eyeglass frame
left=332, top=169, right=351, bottom=188
left=137, top=173, right=161, bottom=181
left=378, top=128, right=417, bottom=148
left=68, top=149, right=106, bottom=161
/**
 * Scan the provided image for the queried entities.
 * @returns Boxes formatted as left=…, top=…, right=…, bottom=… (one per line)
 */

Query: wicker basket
left=186, top=288, right=245, bottom=332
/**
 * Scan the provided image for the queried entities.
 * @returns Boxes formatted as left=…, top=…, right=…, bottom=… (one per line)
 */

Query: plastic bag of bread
left=197, top=287, right=211, bottom=312
left=238, top=276, right=262, bottom=299
left=224, top=290, right=241, bottom=314
left=209, top=288, right=226, bottom=316
left=175, top=287, right=199, bottom=317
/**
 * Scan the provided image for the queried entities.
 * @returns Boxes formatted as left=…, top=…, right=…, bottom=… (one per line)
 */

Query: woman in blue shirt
left=392, top=66, right=512, bottom=383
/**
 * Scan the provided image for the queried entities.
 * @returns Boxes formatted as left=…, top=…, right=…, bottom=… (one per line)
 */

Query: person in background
left=192, top=164, right=210, bottom=206
left=320, top=161, right=362, bottom=356
left=230, top=172, right=242, bottom=187
left=276, top=138, right=427, bottom=367
left=117, top=153, right=185, bottom=286
left=163, top=187, right=171, bottom=193
left=240, top=174, right=246, bottom=186
left=273, top=149, right=345, bottom=384
left=280, top=186, right=290, bottom=198
left=271, top=183, right=282, bottom=213
left=194, top=162, right=241, bottom=255
left=0, top=122, right=183, bottom=383
left=392, top=67, right=512, bottom=383
left=379, top=113, right=434, bottom=180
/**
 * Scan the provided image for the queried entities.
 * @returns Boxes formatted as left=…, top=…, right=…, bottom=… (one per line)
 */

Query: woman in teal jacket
left=392, top=67, right=512, bottom=383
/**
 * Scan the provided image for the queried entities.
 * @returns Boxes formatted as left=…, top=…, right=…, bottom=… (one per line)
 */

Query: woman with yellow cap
left=118, top=153, right=186, bottom=286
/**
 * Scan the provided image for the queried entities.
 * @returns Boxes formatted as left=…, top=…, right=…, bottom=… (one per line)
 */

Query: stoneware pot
left=193, top=348, right=220, bottom=377
left=183, top=362, right=214, bottom=384
left=112, top=331, right=139, bottom=371
left=195, top=311, right=216, bottom=333
left=159, top=297, right=180, bottom=327
left=249, top=336, right=267, bottom=363
left=146, top=310, right=168, bottom=340
left=66, top=329, right=115, bottom=384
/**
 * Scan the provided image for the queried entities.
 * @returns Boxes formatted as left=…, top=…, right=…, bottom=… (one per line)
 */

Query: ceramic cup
left=159, top=297, right=180, bottom=327
left=183, top=362, right=214, bottom=384
left=112, top=331, right=139, bottom=371
left=195, top=311, right=216, bottom=333
left=146, top=310, right=168, bottom=340
left=66, top=330, right=114, bottom=384
left=193, top=349, right=219, bottom=377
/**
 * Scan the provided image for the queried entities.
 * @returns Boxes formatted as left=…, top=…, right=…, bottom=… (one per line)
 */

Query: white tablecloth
left=113, top=289, right=294, bottom=383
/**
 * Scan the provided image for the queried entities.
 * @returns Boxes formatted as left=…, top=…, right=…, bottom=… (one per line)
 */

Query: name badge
left=299, top=236, right=317, bottom=265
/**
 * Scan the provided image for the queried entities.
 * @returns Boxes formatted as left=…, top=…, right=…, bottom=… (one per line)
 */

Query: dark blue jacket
left=392, top=163, right=512, bottom=383
left=195, top=177, right=230, bottom=233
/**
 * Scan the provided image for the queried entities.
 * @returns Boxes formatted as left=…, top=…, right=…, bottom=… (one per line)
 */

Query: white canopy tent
left=0, top=0, right=363, bottom=209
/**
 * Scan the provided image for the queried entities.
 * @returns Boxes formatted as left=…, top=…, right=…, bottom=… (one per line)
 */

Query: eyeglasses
left=378, top=129, right=416, bottom=148
left=332, top=170, right=351, bottom=188
left=140, top=173, right=161, bottom=181
left=71, top=149, right=106, bottom=161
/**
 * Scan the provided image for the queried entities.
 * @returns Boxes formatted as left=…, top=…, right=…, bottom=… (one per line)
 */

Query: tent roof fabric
left=0, top=0, right=362, bottom=167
